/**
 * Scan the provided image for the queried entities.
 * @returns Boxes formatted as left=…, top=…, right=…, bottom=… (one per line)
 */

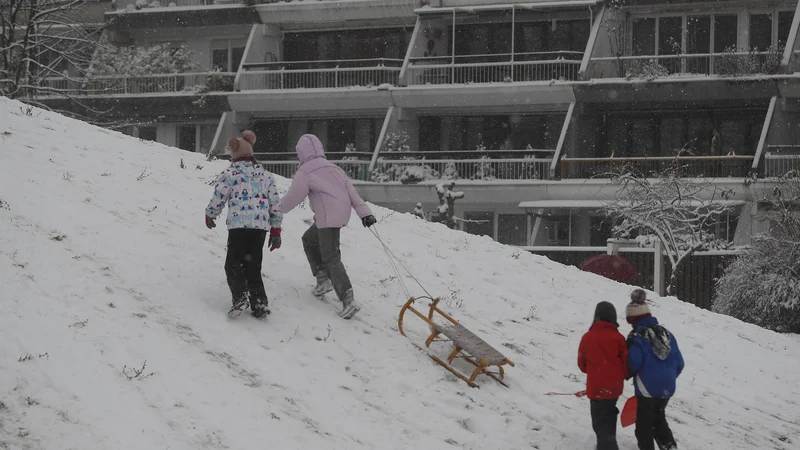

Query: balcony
left=254, top=150, right=553, bottom=183
left=407, top=52, right=583, bottom=86
left=589, top=50, right=784, bottom=80
left=763, top=145, right=800, bottom=178
left=113, top=0, right=242, bottom=11
left=559, top=155, right=755, bottom=179
left=36, top=72, right=235, bottom=97
left=237, top=59, right=403, bottom=91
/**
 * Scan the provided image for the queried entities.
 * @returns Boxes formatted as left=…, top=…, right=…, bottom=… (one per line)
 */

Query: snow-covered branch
left=603, top=169, right=737, bottom=294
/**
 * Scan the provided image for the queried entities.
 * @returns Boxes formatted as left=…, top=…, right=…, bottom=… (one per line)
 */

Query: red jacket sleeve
left=577, top=335, right=588, bottom=374
left=618, top=333, right=629, bottom=376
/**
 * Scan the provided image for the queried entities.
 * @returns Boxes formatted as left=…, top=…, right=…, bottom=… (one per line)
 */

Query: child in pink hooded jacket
left=280, top=134, right=376, bottom=319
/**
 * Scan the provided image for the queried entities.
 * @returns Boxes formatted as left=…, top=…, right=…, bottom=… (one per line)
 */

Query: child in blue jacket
left=626, top=289, right=684, bottom=450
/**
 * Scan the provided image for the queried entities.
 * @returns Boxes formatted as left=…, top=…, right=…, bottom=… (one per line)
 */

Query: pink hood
left=280, top=134, right=372, bottom=228
left=296, top=134, right=326, bottom=166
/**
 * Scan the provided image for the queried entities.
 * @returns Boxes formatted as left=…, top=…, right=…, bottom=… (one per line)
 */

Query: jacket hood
left=632, top=315, right=659, bottom=329
left=296, top=134, right=326, bottom=165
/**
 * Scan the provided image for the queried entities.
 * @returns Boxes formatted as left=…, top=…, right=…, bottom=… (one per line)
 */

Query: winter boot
left=228, top=295, right=250, bottom=316
left=338, top=289, right=361, bottom=319
left=252, top=302, right=271, bottom=319
left=312, top=272, right=333, bottom=297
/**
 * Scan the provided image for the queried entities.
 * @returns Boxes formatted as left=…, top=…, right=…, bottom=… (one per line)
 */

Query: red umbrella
left=579, top=254, right=639, bottom=283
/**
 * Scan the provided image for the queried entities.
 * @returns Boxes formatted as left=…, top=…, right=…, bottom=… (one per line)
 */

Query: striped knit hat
left=626, top=288, right=651, bottom=324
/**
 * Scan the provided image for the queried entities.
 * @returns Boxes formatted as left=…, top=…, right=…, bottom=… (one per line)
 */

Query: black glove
left=361, top=215, right=377, bottom=228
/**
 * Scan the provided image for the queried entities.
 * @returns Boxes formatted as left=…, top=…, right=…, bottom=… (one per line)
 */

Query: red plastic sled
left=621, top=396, right=637, bottom=428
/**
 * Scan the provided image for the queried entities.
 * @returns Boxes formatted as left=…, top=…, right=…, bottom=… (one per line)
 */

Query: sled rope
left=370, top=226, right=433, bottom=299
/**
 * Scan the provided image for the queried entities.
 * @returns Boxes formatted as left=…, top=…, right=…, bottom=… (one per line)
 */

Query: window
left=749, top=14, right=773, bottom=51
left=250, top=120, right=290, bottom=155
left=658, top=17, right=683, bottom=55
left=714, top=15, right=738, bottom=52
left=178, top=125, right=197, bottom=152
left=589, top=216, right=613, bottom=247
left=211, top=40, right=246, bottom=72
left=463, top=211, right=494, bottom=238
left=419, top=116, right=442, bottom=152
left=498, top=214, right=527, bottom=246
left=553, top=20, right=591, bottom=53
left=778, top=11, right=795, bottom=48
left=327, top=119, right=357, bottom=154
left=198, top=125, right=217, bottom=155
left=632, top=18, right=656, bottom=55
left=660, top=118, right=685, bottom=156
left=138, top=127, right=157, bottom=142
left=687, top=16, right=711, bottom=54
left=284, top=28, right=409, bottom=62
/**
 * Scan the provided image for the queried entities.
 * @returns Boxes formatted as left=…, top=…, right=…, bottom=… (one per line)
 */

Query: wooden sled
left=398, top=297, right=515, bottom=388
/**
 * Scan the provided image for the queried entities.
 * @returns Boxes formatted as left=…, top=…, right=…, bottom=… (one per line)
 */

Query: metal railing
left=238, top=58, right=403, bottom=90
left=590, top=51, right=783, bottom=79
left=371, top=158, right=552, bottom=182
left=259, top=160, right=372, bottom=181
left=560, top=155, right=756, bottom=179
left=764, top=153, right=800, bottom=178
left=114, top=0, right=241, bottom=11
left=34, top=72, right=235, bottom=97
left=255, top=157, right=552, bottom=182
left=407, top=52, right=583, bottom=85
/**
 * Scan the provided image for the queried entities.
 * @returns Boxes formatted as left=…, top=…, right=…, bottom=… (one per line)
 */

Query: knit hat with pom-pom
left=626, top=288, right=651, bottom=324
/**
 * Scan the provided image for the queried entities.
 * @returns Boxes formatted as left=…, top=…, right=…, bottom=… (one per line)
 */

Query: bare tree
left=604, top=169, right=737, bottom=295
left=1, top=0, right=103, bottom=111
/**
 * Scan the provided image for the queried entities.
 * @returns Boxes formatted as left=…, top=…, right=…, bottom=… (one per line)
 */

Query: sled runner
left=398, top=297, right=515, bottom=388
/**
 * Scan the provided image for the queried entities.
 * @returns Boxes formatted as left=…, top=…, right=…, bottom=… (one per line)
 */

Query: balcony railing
left=590, top=51, right=782, bottom=79
left=371, top=158, right=552, bottom=182
left=238, top=59, right=403, bottom=90
left=259, top=160, right=372, bottom=181
left=114, top=0, right=242, bottom=11
left=254, top=156, right=552, bottom=182
left=560, top=155, right=755, bottom=179
left=764, top=153, right=800, bottom=178
left=407, top=52, right=582, bottom=85
left=34, top=72, right=235, bottom=97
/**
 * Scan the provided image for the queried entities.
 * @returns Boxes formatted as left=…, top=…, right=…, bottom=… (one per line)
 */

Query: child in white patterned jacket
left=205, top=130, right=282, bottom=318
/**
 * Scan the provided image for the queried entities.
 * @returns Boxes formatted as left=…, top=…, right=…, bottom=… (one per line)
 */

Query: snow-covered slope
left=1, top=97, right=799, bottom=450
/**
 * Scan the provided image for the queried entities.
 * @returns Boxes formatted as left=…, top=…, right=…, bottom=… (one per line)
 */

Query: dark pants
left=225, top=228, right=268, bottom=308
left=302, top=224, right=352, bottom=301
left=635, top=397, right=676, bottom=450
left=590, top=399, right=620, bottom=450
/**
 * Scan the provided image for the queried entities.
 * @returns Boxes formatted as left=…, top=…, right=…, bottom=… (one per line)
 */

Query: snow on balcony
left=34, top=72, right=235, bottom=97
left=589, top=51, right=784, bottom=80
left=113, top=0, right=242, bottom=11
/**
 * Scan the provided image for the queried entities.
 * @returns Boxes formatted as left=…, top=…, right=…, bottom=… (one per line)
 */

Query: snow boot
left=312, top=272, right=333, bottom=297
left=252, top=302, right=271, bottom=319
left=338, top=289, right=360, bottom=319
left=228, top=296, right=250, bottom=316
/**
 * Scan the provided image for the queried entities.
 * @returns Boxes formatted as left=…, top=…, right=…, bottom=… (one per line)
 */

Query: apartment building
left=35, top=0, right=800, bottom=265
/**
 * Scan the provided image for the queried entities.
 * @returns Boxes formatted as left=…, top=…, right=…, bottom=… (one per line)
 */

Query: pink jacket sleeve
left=280, top=171, right=310, bottom=215
left=346, top=178, right=372, bottom=218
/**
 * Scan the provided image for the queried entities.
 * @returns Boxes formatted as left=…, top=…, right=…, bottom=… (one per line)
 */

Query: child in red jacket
left=578, top=301, right=629, bottom=450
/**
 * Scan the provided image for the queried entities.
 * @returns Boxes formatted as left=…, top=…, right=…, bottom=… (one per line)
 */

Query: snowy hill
left=1, top=97, right=799, bottom=450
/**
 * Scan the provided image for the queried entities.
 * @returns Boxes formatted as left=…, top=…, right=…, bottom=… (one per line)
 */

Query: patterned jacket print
left=205, top=161, right=283, bottom=231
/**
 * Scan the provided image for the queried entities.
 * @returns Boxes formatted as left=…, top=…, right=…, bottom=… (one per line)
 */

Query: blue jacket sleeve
left=673, top=336, right=685, bottom=377
left=627, top=336, right=645, bottom=378
left=205, top=170, right=231, bottom=219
